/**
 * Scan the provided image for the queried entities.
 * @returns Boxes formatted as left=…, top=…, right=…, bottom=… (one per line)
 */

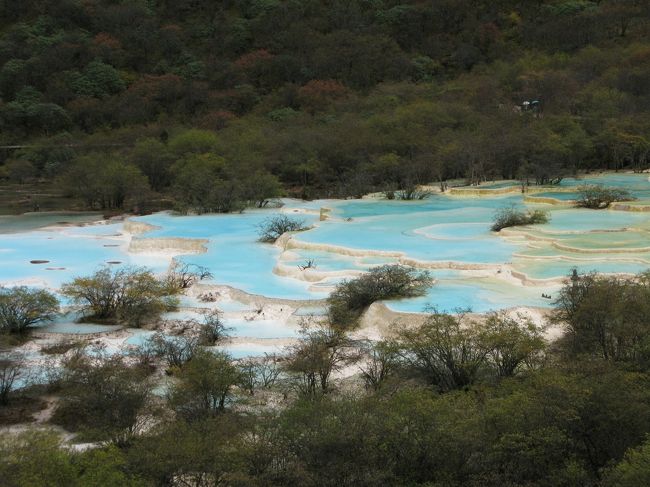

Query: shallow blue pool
left=1, top=176, right=649, bottom=316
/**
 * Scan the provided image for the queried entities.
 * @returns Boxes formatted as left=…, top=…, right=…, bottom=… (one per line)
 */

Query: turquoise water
left=1, top=175, right=650, bottom=319
left=214, top=342, right=283, bottom=359
left=301, top=202, right=518, bottom=264
left=160, top=310, right=300, bottom=339
left=535, top=208, right=648, bottom=233
left=33, top=311, right=122, bottom=334
left=0, top=212, right=103, bottom=234
left=222, top=318, right=300, bottom=339
left=416, top=222, right=492, bottom=240
left=282, top=249, right=368, bottom=272
left=134, top=211, right=324, bottom=299
left=125, top=329, right=156, bottom=347
left=124, top=329, right=285, bottom=358
left=332, top=196, right=517, bottom=220
left=513, top=259, right=648, bottom=280
left=293, top=306, right=329, bottom=316
left=37, top=321, right=122, bottom=334
left=0, top=223, right=167, bottom=287
left=177, top=295, right=254, bottom=312
left=479, top=181, right=519, bottom=189
left=282, top=248, right=388, bottom=272
left=5, top=181, right=650, bottom=380
left=386, top=271, right=562, bottom=313
left=534, top=192, right=577, bottom=201
left=561, top=173, right=650, bottom=199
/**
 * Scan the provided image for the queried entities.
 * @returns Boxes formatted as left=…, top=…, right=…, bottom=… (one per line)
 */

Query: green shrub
left=41, top=341, right=82, bottom=355
left=491, top=206, right=549, bottom=232
left=145, top=333, right=199, bottom=368
left=328, top=265, right=433, bottom=328
left=168, top=349, right=240, bottom=420
left=257, top=215, right=307, bottom=243
left=61, top=266, right=178, bottom=327
left=0, top=286, right=59, bottom=334
left=53, top=350, right=152, bottom=444
left=575, top=185, right=635, bottom=209
left=197, top=310, right=230, bottom=345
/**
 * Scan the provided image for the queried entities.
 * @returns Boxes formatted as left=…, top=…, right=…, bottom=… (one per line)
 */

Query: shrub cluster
left=61, top=266, right=179, bottom=327
left=6, top=271, right=650, bottom=486
left=0, top=287, right=59, bottom=334
left=491, top=206, right=549, bottom=232
left=328, top=265, right=433, bottom=328
left=257, top=215, right=307, bottom=243
left=575, top=185, right=635, bottom=209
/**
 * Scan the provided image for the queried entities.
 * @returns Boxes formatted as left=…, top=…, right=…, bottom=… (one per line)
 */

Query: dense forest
left=1, top=0, right=650, bottom=212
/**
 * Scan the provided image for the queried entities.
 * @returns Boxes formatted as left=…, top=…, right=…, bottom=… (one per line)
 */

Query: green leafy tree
left=575, top=184, right=635, bottom=209
left=0, top=431, right=79, bottom=486
left=130, top=137, right=175, bottom=191
left=74, top=445, right=143, bottom=487
left=284, top=324, right=357, bottom=397
left=358, top=340, right=400, bottom=391
left=61, top=155, right=149, bottom=210
left=168, top=349, right=241, bottom=420
left=256, top=215, right=307, bottom=243
left=61, top=266, right=178, bottom=326
left=171, top=153, right=229, bottom=213
left=0, top=354, right=25, bottom=405
left=197, top=310, right=230, bottom=345
left=491, top=205, right=549, bottom=232
left=397, top=311, right=490, bottom=391
left=328, top=265, right=432, bottom=328
left=126, top=418, right=248, bottom=485
left=553, top=271, right=650, bottom=363
left=239, top=170, right=282, bottom=208
left=0, top=59, right=28, bottom=100
left=53, top=349, right=152, bottom=444
left=168, top=129, right=219, bottom=156
left=605, top=436, right=650, bottom=486
left=5, top=159, right=36, bottom=183
left=146, top=333, right=199, bottom=368
left=482, top=312, right=546, bottom=377
left=0, top=286, right=59, bottom=334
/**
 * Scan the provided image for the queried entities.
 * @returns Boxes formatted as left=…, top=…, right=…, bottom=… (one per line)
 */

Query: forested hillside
left=0, top=0, right=649, bottom=211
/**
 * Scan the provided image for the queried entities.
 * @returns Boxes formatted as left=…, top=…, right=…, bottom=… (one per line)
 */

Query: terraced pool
left=2, top=172, right=649, bottom=325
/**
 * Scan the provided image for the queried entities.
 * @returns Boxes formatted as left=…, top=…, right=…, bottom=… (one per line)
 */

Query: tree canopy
left=1, top=1, right=650, bottom=211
